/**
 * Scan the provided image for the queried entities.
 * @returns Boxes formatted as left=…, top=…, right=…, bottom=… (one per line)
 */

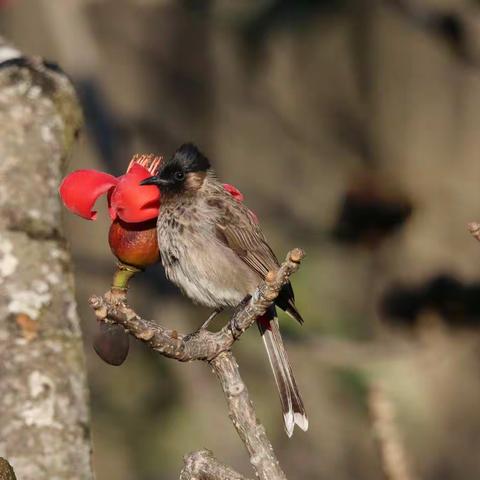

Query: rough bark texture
left=180, top=449, right=248, bottom=480
left=0, top=458, right=16, bottom=480
left=0, top=43, right=93, bottom=479
left=89, top=249, right=304, bottom=480
left=211, top=352, right=287, bottom=480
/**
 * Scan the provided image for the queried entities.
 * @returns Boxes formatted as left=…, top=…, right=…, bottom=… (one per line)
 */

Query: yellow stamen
left=127, top=153, right=163, bottom=175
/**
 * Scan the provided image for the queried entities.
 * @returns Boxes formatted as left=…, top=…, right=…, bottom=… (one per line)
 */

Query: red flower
left=222, top=182, right=258, bottom=222
left=60, top=157, right=247, bottom=224
left=59, top=155, right=162, bottom=223
left=59, top=154, right=251, bottom=367
left=59, top=154, right=252, bottom=267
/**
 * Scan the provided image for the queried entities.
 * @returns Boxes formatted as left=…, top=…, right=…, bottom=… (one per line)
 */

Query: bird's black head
left=140, top=143, right=211, bottom=193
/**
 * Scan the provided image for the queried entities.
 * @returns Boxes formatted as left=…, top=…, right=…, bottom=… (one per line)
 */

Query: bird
left=140, top=143, right=308, bottom=437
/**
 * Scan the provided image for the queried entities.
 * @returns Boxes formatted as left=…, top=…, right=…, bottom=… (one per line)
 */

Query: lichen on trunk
left=0, top=40, right=93, bottom=480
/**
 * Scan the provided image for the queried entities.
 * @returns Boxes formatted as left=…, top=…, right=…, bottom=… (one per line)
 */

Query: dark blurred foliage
left=241, top=0, right=349, bottom=46
left=390, top=0, right=480, bottom=66
left=333, top=174, right=413, bottom=247
left=382, top=274, right=480, bottom=329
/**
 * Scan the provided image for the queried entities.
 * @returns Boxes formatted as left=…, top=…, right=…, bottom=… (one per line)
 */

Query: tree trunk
left=0, top=40, right=93, bottom=480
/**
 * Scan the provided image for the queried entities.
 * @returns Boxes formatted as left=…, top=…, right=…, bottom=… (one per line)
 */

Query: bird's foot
left=229, top=318, right=241, bottom=339
left=229, top=295, right=252, bottom=339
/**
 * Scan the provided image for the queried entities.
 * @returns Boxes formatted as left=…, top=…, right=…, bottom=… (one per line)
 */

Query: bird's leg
left=200, top=308, right=223, bottom=330
left=185, top=308, right=224, bottom=340
left=229, top=295, right=252, bottom=339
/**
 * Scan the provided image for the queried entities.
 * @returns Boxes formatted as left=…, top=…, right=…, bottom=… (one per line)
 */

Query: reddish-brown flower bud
left=108, top=218, right=159, bottom=268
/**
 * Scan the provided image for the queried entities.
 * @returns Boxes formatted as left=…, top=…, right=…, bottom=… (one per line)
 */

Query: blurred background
left=3, top=0, right=480, bottom=479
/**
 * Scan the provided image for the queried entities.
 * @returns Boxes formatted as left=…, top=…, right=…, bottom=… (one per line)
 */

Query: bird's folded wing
left=213, top=189, right=301, bottom=322
left=214, top=200, right=279, bottom=279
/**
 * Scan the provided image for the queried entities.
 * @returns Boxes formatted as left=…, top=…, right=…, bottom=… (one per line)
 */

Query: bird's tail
left=258, top=307, right=308, bottom=437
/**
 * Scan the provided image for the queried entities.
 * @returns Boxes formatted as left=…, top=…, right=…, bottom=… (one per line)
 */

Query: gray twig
left=211, top=352, right=287, bottom=479
left=468, top=222, right=480, bottom=242
left=180, top=449, right=248, bottom=480
left=89, top=249, right=304, bottom=362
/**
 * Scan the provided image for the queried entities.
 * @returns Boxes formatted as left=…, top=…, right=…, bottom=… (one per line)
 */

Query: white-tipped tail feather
left=259, top=314, right=308, bottom=437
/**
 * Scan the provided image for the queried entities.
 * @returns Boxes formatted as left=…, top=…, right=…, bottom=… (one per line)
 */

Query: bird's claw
left=229, top=316, right=242, bottom=339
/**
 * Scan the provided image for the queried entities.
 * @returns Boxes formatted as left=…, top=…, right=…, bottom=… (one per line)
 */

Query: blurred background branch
left=368, top=384, right=416, bottom=480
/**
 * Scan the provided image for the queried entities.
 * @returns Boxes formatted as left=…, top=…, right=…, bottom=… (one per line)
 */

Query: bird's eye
left=174, top=171, right=185, bottom=181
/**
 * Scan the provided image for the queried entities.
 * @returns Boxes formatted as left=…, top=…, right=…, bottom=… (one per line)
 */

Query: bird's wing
left=212, top=185, right=302, bottom=323
left=213, top=193, right=279, bottom=279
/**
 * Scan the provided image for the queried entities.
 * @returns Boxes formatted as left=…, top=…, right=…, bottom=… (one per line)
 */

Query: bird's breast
left=156, top=203, right=259, bottom=308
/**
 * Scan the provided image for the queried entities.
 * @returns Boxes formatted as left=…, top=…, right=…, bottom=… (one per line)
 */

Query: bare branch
left=89, top=248, right=304, bottom=362
left=468, top=222, right=480, bottom=242
left=88, top=248, right=305, bottom=480
left=211, top=352, right=287, bottom=480
left=180, top=449, right=249, bottom=480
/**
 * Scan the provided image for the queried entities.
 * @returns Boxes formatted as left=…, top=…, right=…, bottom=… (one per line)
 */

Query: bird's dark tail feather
left=258, top=308, right=308, bottom=437
left=276, top=282, right=304, bottom=324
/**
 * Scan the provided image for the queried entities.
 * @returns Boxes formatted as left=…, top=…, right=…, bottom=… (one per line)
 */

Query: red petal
left=110, top=163, right=160, bottom=223
left=222, top=183, right=258, bottom=222
left=59, top=170, right=118, bottom=220
left=223, top=183, right=244, bottom=202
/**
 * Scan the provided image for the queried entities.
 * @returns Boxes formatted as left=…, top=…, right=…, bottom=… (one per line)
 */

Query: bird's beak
left=140, top=175, right=170, bottom=186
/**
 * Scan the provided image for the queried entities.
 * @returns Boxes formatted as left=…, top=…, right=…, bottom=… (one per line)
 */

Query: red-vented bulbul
left=141, top=143, right=308, bottom=436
